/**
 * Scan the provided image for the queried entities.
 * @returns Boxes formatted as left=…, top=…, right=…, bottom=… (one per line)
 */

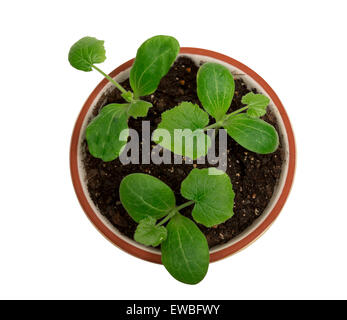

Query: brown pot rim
left=70, top=47, right=296, bottom=264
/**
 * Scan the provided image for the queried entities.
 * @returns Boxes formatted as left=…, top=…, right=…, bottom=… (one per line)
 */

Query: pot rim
left=70, top=47, right=296, bottom=264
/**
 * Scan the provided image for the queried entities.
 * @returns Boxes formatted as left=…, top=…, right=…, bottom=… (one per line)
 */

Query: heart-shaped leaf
left=153, top=102, right=211, bottom=160
left=181, top=168, right=235, bottom=227
left=127, top=100, right=152, bottom=119
left=224, top=113, right=279, bottom=154
left=242, top=92, right=270, bottom=118
left=134, top=216, right=167, bottom=247
left=86, top=104, right=129, bottom=162
left=130, top=35, right=180, bottom=98
left=119, top=173, right=176, bottom=222
left=161, top=214, right=209, bottom=285
left=197, top=62, right=235, bottom=121
left=68, top=37, right=106, bottom=72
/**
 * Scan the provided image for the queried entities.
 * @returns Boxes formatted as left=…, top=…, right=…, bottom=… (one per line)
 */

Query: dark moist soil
left=82, top=56, right=284, bottom=248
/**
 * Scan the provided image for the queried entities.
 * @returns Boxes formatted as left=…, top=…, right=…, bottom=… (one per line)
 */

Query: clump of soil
left=82, top=56, right=284, bottom=248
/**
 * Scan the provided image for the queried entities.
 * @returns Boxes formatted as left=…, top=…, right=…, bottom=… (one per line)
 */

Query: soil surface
left=82, top=57, right=284, bottom=248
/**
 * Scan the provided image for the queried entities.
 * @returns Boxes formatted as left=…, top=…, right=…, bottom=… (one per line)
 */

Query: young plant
left=69, top=35, right=180, bottom=161
left=153, top=62, right=279, bottom=159
left=119, top=167, right=235, bottom=284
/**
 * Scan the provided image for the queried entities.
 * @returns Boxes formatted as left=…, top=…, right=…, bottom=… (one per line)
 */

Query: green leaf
left=119, top=173, right=176, bottom=222
left=161, top=214, right=209, bottom=285
left=130, top=35, right=180, bottom=98
left=127, top=100, right=152, bottom=119
left=242, top=92, right=270, bottom=118
left=197, top=62, right=235, bottom=121
left=152, top=102, right=211, bottom=160
left=181, top=168, right=235, bottom=227
left=85, top=104, right=128, bottom=161
left=134, top=216, right=167, bottom=247
left=68, top=37, right=106, bottom=72
left=224, top=114, right=279, bottom=154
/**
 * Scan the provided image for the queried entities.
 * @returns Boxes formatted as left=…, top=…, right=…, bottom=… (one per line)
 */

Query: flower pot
left=70, top=47, right=296, bottom=264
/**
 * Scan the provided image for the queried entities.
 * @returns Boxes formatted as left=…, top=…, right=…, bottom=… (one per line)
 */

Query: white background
left=0, top=0, right=346, bottom=300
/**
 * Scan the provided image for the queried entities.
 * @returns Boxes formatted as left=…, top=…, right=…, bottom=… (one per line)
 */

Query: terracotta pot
left=70, top=48, right=296, bottom=264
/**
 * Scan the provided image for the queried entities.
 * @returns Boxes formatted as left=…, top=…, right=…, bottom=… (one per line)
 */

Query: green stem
left=204, top=121, right=223, bottom=131
left=156, top=210, right=176, bottom=227
left=175, top=200, right=195, bottom=212
left=203, top=106, right=249, bottom=132
left=224, top=106, right=248, bottom=121
left=92, top=65, right=128, bottom=95
left=156, top=200, right=195, bottom=227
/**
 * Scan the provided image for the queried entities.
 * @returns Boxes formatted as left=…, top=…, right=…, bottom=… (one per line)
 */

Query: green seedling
left=119, top=167, right=235, bottom=284
left=153, top=62, right=279, bottom=159
left=69, top=35, right=180, bottom=161
left=70, top=36, right=279, bottom=284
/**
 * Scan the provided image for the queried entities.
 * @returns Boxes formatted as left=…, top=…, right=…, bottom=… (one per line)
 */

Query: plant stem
left=224, top=106, right=248, bottom=121
left=156, top=210, right=176, bottom=227
left=203, top=106, right=249, bottom=131
left=156, top=200, right=195, bottom=227
left=176, top=200, right=195, bottom=212
left=92, top=65, right=128, bottom=94
left=204, top=121, right=223, bottom=131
